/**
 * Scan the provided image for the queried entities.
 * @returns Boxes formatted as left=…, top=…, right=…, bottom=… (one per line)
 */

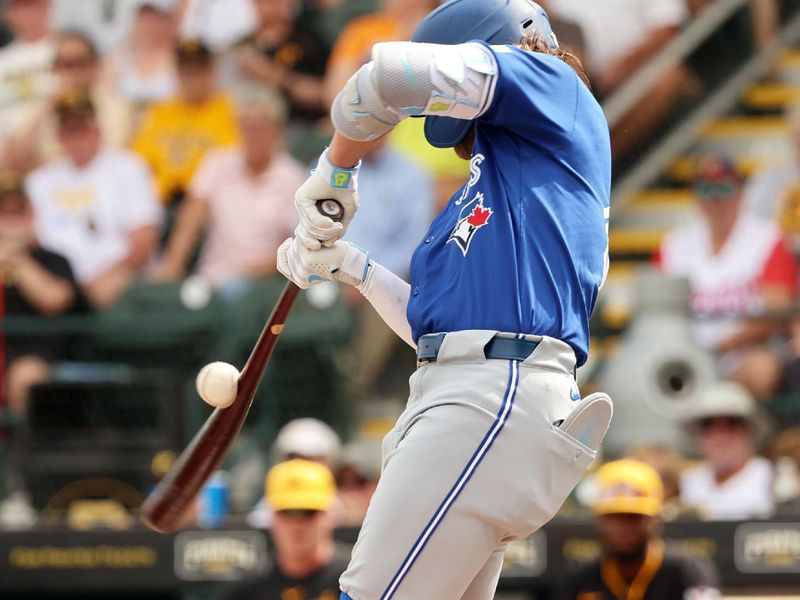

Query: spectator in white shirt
left=680, top=381, right=774, bottom=520
left=25, top=90, right=161, bottom=308
left=0, top=0, right=55, bottom=169
left=153, top=86, right=303, bottom=298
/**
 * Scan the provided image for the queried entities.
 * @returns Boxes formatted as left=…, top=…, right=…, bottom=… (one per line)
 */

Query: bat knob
left=316, top=199, right=344, bottom=223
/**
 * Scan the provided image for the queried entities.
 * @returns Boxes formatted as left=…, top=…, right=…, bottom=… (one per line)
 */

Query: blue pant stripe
left=381, top=357, right=521, bottom=599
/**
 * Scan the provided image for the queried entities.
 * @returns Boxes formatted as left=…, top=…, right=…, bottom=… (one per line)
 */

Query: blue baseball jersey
left=407, top=43, right=611, bottom=366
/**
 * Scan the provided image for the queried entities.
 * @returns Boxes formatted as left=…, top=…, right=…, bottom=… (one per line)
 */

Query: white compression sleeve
left=356, top=261, right=415, bottom=349
left=332, top=41, right=497, bottom=142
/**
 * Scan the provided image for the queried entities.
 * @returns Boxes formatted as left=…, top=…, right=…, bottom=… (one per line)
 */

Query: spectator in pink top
left=154, top=86, right=304, bottom=298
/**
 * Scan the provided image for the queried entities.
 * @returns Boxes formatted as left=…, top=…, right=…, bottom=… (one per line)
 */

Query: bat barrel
left=141, top=282, right=300, bottom=532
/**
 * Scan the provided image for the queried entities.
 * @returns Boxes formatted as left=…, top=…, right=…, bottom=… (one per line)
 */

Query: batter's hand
left=277, top=232, right=370, bottom=289
left=295, top=149, right=359, bottom=249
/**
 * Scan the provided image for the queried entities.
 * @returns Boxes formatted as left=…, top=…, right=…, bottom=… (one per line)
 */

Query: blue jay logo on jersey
left=448, top=192, right=493, bottom=256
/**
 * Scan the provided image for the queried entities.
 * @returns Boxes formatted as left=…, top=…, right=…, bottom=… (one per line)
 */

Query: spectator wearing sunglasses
left=656, top=153, right=797, bottom=401
left=221, top=459, right=350, bottom=600
left=7, top=31, right=133, bottom=173
left=679, top=381, right=773, bottom=520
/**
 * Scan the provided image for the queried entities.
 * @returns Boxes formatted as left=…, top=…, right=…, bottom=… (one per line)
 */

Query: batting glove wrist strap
left=314, top=148, right=360, bottom=191
left=277, top=233, right=370, bottom=289
left=294, top=149, right=360, bottom=249
left=335, top=243, right=371, bottom=287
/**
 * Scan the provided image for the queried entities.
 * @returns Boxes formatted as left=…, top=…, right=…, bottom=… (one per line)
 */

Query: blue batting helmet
left=411, top=0, right=558, bottom=148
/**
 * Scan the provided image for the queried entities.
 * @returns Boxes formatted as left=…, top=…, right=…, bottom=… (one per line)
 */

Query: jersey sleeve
left=478, top=44, right=581, bottom=143
left=651, top=247, right=663, bottom=269
left=759, top=236, right=798, bottom=292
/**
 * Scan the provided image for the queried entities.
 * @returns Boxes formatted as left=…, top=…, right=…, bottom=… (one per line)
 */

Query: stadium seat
left=88, top=281, right=225, bottom=368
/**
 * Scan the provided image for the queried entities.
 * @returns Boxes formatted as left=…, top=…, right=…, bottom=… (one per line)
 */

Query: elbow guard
left=332, top=41, right=497, bottom=142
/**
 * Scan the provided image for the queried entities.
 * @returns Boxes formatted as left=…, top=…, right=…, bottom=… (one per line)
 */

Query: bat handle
left=315, top=199, right=344, bottom=223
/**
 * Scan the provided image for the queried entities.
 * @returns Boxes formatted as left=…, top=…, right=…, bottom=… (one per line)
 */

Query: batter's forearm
left=357, top=261, right=415, bottom=349
left=327, top=132, right=384, bottom=169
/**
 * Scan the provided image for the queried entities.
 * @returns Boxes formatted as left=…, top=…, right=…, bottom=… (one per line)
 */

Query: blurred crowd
left=1, top=2, right=800, bottom=594
left=0, top=0, right=788, bottom=412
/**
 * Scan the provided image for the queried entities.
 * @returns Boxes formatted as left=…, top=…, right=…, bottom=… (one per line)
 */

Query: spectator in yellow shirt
left=132, top=38, right=238, bottom=206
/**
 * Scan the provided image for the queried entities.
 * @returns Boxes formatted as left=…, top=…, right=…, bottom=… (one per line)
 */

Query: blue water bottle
left=199, top=471, right=229, bottom=528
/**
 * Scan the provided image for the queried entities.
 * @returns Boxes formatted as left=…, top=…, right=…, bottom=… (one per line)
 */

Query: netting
left=0, top=277, right=355, bottom=519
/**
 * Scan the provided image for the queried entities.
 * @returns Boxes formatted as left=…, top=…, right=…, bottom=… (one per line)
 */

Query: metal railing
left=611, top=7, right=800, bottom=217
left=602, top=0, right=751, bottom=127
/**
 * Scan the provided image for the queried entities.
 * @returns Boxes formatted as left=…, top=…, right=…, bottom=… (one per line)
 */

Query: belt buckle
left=417, top=333, right=445, bottom=364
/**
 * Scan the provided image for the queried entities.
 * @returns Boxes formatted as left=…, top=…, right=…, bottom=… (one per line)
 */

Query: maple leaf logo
left=447, top=197, right=493, bottom=256
left=466, top=205, right=492, bottom=227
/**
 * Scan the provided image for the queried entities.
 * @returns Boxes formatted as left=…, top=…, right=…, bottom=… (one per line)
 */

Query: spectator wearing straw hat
left=562, top=459, right=720, bottom=600
left=221, top=459, right=350, bottom=600
left=680, top=380, right=774, bottom=520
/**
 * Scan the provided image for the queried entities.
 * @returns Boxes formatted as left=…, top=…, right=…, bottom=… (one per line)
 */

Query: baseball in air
left=196, top=362, right=239, bottom=408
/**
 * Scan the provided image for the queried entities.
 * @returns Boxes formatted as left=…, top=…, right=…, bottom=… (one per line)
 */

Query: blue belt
left=416, top=333, right=539, bottom=362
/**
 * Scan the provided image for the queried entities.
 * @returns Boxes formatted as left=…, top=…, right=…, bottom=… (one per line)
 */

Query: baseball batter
left=277, top=1, right=613, bottom=598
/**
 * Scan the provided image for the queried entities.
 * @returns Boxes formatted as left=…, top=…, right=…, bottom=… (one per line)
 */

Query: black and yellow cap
left=176, top=38, right=212, bottom=65
left=0, top=172, right=24, bottom=197
left=591, top=459, right=664, bottom=517
left=54, top=88, right=95, bottom=120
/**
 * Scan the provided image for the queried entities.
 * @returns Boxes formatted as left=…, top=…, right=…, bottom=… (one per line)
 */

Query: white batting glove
left=277, top=233, right=370, bottom=290
left=295, top=149, right=359, bottom=249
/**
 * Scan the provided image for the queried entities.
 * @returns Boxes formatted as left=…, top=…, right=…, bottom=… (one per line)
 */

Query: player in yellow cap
left=562, top=459, right=720, bottom=600
left=221, top=459, right=350, bottom=600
